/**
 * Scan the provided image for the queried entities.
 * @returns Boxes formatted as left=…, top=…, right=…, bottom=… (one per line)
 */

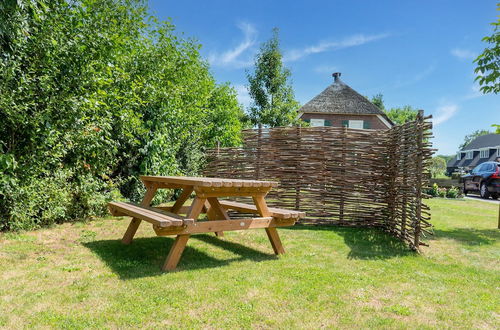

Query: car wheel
left=480, top=183, right=490, bottom=199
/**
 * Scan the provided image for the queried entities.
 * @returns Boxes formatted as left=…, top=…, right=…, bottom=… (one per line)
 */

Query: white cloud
left=208, top=22, right=257, bottom=68
left=463, top=84, right=483, bottom=100
left=234, top=84, right=251, bottom=108
left=451, top=48, right=477, bottom=60
left=284, top=33, right=389, bottom=62
left=432, top=104, right=459, bottom=126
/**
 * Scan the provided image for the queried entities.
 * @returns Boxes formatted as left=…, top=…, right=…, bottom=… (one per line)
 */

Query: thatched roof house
left=299, top=73, right=393, bottom=129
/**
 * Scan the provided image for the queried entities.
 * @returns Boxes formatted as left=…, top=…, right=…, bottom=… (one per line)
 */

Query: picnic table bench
left=108, top=176, right=304, bottom=271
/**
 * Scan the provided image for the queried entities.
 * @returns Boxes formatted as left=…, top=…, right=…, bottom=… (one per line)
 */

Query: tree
left=459, top=130, right=491, bottom=150
left=246, top=28, right=300, bottom=127
left=371, top=93, right=385, bottom=111
left=430, top=156, right=447, bottom=178
left=474, top=2, right=500, bottom=94
left=370, top=94, right=418, bottom=125
left=384, top=106, right=418, bottom=125
left=492, top=124, right=500, bottom=133
left=0, top=0, right=244, bottom=230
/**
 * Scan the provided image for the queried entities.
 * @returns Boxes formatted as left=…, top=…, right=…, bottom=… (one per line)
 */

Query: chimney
left=332, top=72, right=341, bottom=82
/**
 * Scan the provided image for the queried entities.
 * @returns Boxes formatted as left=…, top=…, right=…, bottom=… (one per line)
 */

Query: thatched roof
left=299, top=73, right=389, bottom=117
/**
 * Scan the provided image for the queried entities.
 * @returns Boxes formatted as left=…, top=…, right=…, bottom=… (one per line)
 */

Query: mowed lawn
left=0, top=199, right=499, bottom=329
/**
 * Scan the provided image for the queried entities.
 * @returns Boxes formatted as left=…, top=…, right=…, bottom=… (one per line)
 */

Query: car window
left=472, top=165, right=481, bottom=174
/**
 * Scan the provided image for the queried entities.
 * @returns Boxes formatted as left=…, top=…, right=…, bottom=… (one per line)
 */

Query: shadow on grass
left=284, top=224, right=414, bottom=259
left=83, top=234, right=275, bottom=279
left=430, top=228, right=499, bottom=246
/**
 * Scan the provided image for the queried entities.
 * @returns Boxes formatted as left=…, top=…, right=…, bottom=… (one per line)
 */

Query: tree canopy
left=0, top=0, right=244, bottom=230
left=370, top=94, right=418, bottom=125
left=246, top=28, right=301, bottom=127
left=474, top=2, right=500, bottom=94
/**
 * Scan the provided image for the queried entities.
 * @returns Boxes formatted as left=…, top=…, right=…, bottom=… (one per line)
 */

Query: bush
left=446, top=186, right=461, bottom=199
left=0, top=0, right=244, bottom=230
left=424, top=183, right=462, bottom=199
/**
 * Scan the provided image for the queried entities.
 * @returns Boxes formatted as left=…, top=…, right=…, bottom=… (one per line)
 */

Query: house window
left=480, top=149, right=489, bottom=158
left=348, top=120, right=364, bottom=129
left=456, top=152, right=461, bottom=160
left=310, top=119, right=324, bottom=127
left=465, top=151, right=473, bottom=159
left=498, top=148, right=500, bottom=157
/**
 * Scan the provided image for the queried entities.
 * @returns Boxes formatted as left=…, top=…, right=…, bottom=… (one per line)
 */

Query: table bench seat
left=219, top=200, right=305, bottom=219
left=108, top=202, right=192, bottom=228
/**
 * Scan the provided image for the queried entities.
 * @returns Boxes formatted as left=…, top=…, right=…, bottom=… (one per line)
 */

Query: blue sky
left=149, top=0, right=499, bottom=155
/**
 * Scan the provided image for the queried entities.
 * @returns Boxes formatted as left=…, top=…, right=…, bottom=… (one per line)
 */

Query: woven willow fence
left=204, top=112, right=433, bottom=250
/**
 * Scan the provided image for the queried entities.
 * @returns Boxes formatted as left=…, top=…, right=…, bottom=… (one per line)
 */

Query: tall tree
left=384, top=106, right=418, bottom=125
left=246, top=28, right=300, bottom=127
left=459, top=130, right=491, bottom=149
left=370, top=95, right=418, bottom=125
left=430, top=156, right=447, bottom=178
left=474, top=2, right=500, bottom=94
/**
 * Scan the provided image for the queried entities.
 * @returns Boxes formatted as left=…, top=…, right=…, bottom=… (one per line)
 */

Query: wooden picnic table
left=108, top=176, right=304, bottom=271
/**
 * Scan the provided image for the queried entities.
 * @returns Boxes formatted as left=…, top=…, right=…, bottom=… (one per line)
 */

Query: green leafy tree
left=370, top=94, right=385, bottom=111
left=384, top=106, right=418, bottom=125
left=246, top=28, right=300, bottom=127
left=474, top=2, right=500, bottom=94
left=459, top=130, right=491, bottom=150
left=370, top=94, right=418, bottom=125
left=492, top=124, right=500, bottom=133
left=0, top=0, right=243, bottom=230
left=430, top=156, right=447, bottom=178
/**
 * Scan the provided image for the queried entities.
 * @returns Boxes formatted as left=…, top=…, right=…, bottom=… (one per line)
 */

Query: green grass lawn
left=0, top=198, right=499, bottom=329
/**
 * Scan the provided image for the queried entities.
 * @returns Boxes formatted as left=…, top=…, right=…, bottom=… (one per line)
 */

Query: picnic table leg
left=253, top=195, right=286, bottom=255
left=206, top=197, right=229, bottom=237
left=122, top=185, right=157, bottom=244
left=171, top=185, right=194, bottom=214
left=162, top=196, right=206, bottom=271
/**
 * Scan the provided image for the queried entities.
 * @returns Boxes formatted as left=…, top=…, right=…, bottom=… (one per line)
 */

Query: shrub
left=0, top=0, right=244, bottom=230
left=446, top=186, right=461, bottom=199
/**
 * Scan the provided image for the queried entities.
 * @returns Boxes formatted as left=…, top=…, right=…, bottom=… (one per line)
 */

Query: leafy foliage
left=474, top=2, right=500, bottom=94
left=0, top=0, right=243, bottom=230
left=369, top=94, right=418, bottom=125
left=246, top=28, right=301, bottom=127
left=429, top=156, right=447, bottom=178
left=459, top=129, right=491, bottom=150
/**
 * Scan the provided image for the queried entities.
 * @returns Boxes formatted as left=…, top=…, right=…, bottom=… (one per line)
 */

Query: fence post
left=295, top=125, right=301, bottom=210
left=340, top=126, right=346, bottom=222
left=256, top=125, right=262, bottom=181
left=413, top=110, right=425, bottom=250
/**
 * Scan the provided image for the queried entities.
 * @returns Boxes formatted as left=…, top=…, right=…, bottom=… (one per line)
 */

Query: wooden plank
left=121, top=186, right=157, bottom=244
left=155, top=205, right=191, bottom=215
left=160, top=196, right=207, bottom=272
left=171, top=186, right=194, bottom=214
left=219, top=200, right=305, bottom=219
left=252, top=195, right=286, bottom=255
left=265, top=227, right=286, bottom=255
left=140, top=175, right=278, bottom=188
left=109, top=202, right=186, bottom=227
left=162, top=234, right=190, bottom=271
left=186, top=196, right=206, bottom=220
left=154, top=217, right=294, bottom=236
left=206, top=197, right=229, bottom=237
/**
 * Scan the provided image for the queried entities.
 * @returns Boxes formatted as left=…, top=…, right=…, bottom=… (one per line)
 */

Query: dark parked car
left=461, top=161, right=500, bottom=199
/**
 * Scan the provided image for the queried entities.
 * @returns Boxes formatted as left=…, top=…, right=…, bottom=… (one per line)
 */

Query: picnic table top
left=140, top=176, right=279, bottom=188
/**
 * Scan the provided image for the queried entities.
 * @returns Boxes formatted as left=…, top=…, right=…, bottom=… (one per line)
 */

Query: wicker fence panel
left=204, top=112, right=433, bottom=250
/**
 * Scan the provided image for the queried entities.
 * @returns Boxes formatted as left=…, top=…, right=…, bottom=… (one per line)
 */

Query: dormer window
left=456, top=152, right=461, bottom=160
left=465, top=151, right=473, bottom=159
left=479, top=149, right=489, bottom=158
